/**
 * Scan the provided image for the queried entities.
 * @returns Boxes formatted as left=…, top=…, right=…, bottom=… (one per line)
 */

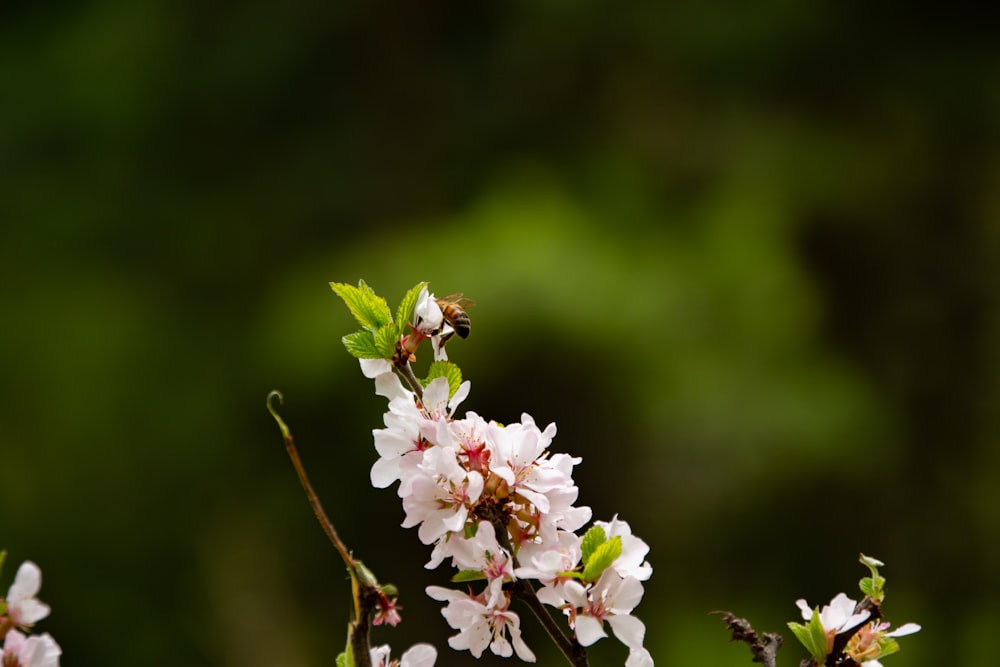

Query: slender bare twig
left=267, top=390, right=373, bottom=667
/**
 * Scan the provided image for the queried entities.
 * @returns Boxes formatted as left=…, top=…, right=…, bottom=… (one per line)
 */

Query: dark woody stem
left=492, top=517, right=590, bottom=667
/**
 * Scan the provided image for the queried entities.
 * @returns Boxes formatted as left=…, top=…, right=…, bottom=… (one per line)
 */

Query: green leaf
left=581, top=525, right=607, bottom=565
left=424, top=361, right=463, bottom=398
left=397, top=281, right=428, bottom=329
left=452, top=569, right=487, bottom=583
left=375, top=324, right=401, bottom=359
left=582, top=536, right=622, bottom=581
left=558, top=570, right=585, bottom=579
left=336, top=653, right=348, bottom=667
left=787, top=609, right=830, bottom=662
left=331, top=280, right=392, bottom=331
left=877, top=636, right=901, bottom=658
left=342, top=330, right=381, bottom=359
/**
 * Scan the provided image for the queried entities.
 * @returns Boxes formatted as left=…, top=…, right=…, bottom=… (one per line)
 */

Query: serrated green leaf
left=375, top=324, right=401, bottom=359
left=397, top=281, right=428, bottom=329
left=331, top=280, right=393, bottom=331
left=424, top=361, right=463, bottom=398
left=342, top=330, right=381, bottom=359
left=582, top=536, right=622, bottom=581
left=860, top=577, right=874, bottom=596
left=788, top=610, right=829, bottom=662
left=336, top=653, right=347, bottom=667
left=452, top=569, right=487, bottom=583
left=581, top=525, right=607, bottom=565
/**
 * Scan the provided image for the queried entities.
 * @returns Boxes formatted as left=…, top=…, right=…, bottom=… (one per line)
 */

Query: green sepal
left=375, top=324, right=402, bottom=359
left=452, top=569, right=487, bottom=583
left=397, top=281, right=428, bottom=329
left=464, top=522, right=479, bottom=539
left=581, top=525, right=607, bottom=564
left=877, top=636, right=901, bottom=658
left=581, top=536, right=622, bottom=582
left=859, top=575, right=885, bottom=598
left=424, top=361, right=463, bottom=398
left=342, top=330, right=382, bottom=359
left=380, top=583, right=398, bottom=597
left=558, top=570, right=585, bottom=580
left=331, top=280, right=393, bottom=332
left=787, top=609, right=829, bottom=662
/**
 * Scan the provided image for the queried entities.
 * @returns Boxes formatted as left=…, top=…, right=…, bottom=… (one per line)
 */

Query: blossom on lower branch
left=426, top=586, right=536, bottom=662
left=0, top=631, right=61, bottom=667
left=370, top=643, right=437, bottom=667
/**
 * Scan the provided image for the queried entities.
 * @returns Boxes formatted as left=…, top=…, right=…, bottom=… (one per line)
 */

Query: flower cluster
left=788, top=555, right=919, bottom=667
left=349, top=286, right=653, bottom=666
left=0, top=559, right=61, bottom=667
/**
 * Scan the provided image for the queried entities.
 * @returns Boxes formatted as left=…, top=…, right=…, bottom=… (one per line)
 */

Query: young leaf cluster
left=787, top=610, right=828, bottom=663
left=331, top=280, right=426, bottom=360
left=557, top=525, right=623, bottom=582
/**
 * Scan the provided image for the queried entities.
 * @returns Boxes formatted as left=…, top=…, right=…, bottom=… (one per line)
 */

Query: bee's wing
left=439, top=293, right=476, bottom=308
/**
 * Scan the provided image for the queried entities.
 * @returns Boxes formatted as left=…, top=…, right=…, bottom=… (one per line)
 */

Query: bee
left=436, top=293, right=475, bottom=341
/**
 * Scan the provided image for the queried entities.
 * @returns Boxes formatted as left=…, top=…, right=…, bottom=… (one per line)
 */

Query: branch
left=716, top=611, right=784, bottom=667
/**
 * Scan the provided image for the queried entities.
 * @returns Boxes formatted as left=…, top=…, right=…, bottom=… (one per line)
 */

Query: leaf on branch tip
left=787, top=609, right=829, bottom=662
left=342, top=330, right=381, bottom=359
left=331, top=280, right=392, bottom=331
left=397, top=281, right=428, bottom=329
left=375, top=324, right=401, bottom=359
left=424, top=361, right=463, bottom=398
left=582, top=536, right=621, bottom=581
left=581, top=525, right=607, bottom=565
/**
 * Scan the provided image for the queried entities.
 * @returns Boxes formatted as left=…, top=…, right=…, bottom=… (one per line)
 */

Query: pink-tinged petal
left=626, top=647, right=654, bottom=667
left=511, top=632, right=537, bottom=662
left=562, top=581, right=590, bottom=608
left=8, top=562, right=42, bottom=600
left=607, top=614, right=646, bottom=650
left=448, top=381, right=471, bottom=413
left=399, top=643, right=437, bottom=667
left=842, top=611, right=871, bottom=633
left=516, top=488, right=551, bottom=513
left=886, top=623, right=921, bottom=637
left=574, top=615, right=607, bottom=646
left=609, top=575, right=645, bottom=613
left=361, top=358, right=392, bottom=379
left=795, top=599, right=813, bottom=621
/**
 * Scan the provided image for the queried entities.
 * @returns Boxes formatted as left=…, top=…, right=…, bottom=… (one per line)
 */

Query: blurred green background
left=1, top=1, right=997, bottom=666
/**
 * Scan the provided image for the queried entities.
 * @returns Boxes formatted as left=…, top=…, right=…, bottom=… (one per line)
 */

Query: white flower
left=400, top=446, right=483, bottom=545
left=846, top=619, right=921, bottom=666
left=370, top=643, right=437, bottom=667
left=561, top=569, right=647, bottom=651
left=435, top=521, right=514, bottom=609
left=593, top=516, right=652, bottom=582
left=795, top=592, right=871, bottom=637
left=426, top=586, right=535, bottom=662
left=0, top=630, right=61, bottom=667
left=6, top=562, right=50, bottom=628
left=413, top=288, right=443, bottom=335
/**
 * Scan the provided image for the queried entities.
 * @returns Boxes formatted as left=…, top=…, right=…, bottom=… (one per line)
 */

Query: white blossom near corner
left=370, top=642, right=437, bottom=667
left=796, top=592, right=871, bottom=655
left=594, top=516, right=652, bottom=582
left=6, top=562, right=51, bottom=628
left=426, top=586, right=536, bottom=662
left=0, top=630, right=61, bottom=667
